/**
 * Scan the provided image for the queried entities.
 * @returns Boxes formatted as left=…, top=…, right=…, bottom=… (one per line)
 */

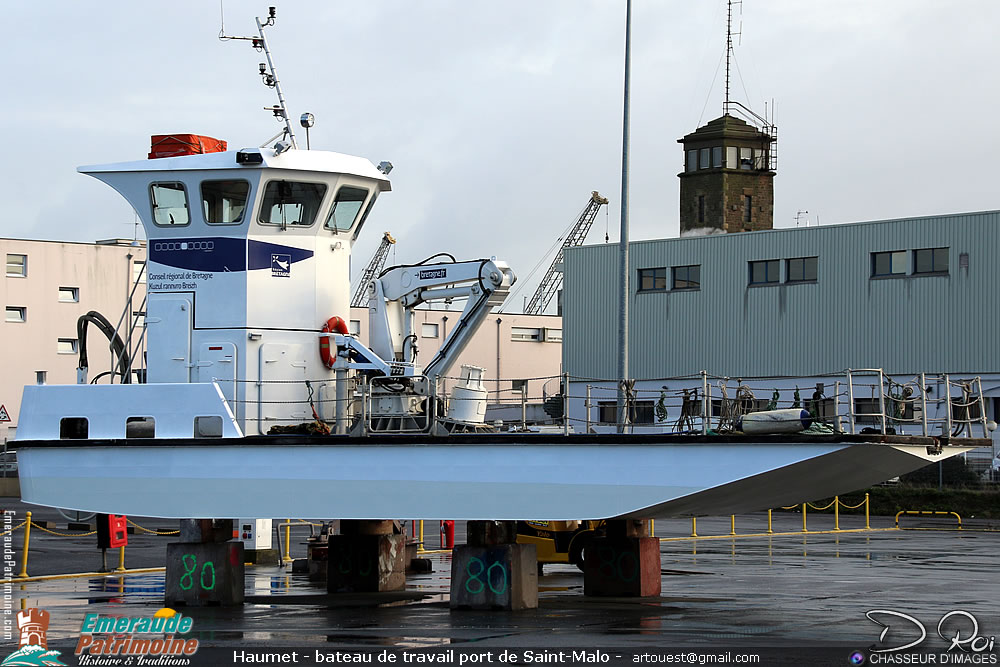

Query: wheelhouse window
left=325, top=187, right=370, bottom=232
left=913, top=247, right=949, bottom=275
left=202, top=179, right=250, bottom=224
left=150, top=182, right=190, bottom=226
left=749, top=259, right=779, bottom=285
left=672, top=265, right=700, bottom=290
left=786, top=257, right=817, bottom=283
left=872, top=250, right=906, bottom=277
left=6, top=253, right=26, bottom=277
left=259, top=180, right=327, bottom=227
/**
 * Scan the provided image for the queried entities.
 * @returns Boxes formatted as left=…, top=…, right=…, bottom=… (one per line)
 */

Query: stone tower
left=677, top=114, right=776, bottom=236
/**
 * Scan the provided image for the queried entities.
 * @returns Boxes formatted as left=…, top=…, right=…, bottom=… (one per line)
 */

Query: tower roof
left=678, top=114, right=773, bottom=144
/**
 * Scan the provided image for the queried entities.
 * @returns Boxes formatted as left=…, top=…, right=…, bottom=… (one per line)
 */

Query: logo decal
left=418, top=268, right=446, bottom=280
left=2, top=608, right=65, bottom=666
left=271, top=253, right=291, bottom=277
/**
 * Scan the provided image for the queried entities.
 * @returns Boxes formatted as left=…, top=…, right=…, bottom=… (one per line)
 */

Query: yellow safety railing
left=683, top=493, right=874, bottom=541
left=895, top=510, right=962, bottom=530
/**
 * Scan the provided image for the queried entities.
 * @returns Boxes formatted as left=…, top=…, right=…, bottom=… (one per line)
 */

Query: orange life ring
left=319, top=316, right=349, bottom=369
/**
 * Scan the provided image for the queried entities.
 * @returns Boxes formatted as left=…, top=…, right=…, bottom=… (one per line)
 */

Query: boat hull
left=14, top=434, right=973, bottom=519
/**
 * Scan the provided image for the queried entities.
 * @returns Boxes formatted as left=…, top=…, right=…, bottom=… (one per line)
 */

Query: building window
left=511, top=327, right=542, bottom=342
left=6, top=254, right=26, bottom=277
left=712, top=146, right=722, bottom=167
left=58, top=287, right=80, bottom=302
left=543, top=328, right=562, bottom=342
left=511, top=379, right=528, bottom=393
left=785, top=257, right=817, bottom=283
left=699, top=148, right=710, bottom=169
left=913, top=247, right=949, bottom=275
left=697, top=195, right=705, bottom=224
left=743, top=195, right=752, bottom=224
left=57, top=338, right=78, bottom=354
left=348, top=319, right=361, bottom=336
left=871, top=250, right=907, bottom=277
left=726, top=146, right=738, bottom=169
left=150, top=182, right=191, bottom=226
left=749, top=260, right=780, bottom=285
left=133, top=261, right=146, bottom=285
left=598, top=401, right=654, bottom=424
left=5, top=306, right=26, bottom=322
left=686, top=150, right=698, bottom=172
left=739, top=147, right=753, bottom=170
left=421, top=323, right=439, bottom=338
left=637, top=267, right=667, bottom=292
left=202, top=179, right=251, bottom=224
left=672, top=265, right=701, bottom=290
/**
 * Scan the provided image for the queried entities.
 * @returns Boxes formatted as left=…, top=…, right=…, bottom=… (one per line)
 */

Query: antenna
left=724, top=0, right=743, bottom=115
left=220, top=5, right=298, bottom=149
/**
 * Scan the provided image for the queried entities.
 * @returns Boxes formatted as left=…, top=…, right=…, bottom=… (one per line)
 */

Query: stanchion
left=730, top=515, right=736, bottom=536
left=283, top=519, right=292, bottom=564
left=767, top=509, right=773, bottom=534
left=865, top=493, right=871, bottom=530
left=418, top=520, right=425, bottom=552
left=115, top=545, right=126, bottom=573
left=834, top=496, right=840, bottom=531
left=690, top=517, right=697, bottom=537
left=801, top=503, right=808, bottom=533
left=18, top=511, right=31, bottom=579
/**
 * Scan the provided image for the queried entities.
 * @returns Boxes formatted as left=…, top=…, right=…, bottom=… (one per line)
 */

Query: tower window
left=749, top=260, right=779, bottom=285
left=699, top=148, right=711, bottom=169
left=686, top=150, right=698, bottom=172
left=726, top=146, right=738, bottom=169
left=913, top=247, right=948, bottom=274
left=712, top=147, right=722, bottom=167
left=743, top=195, right=752, bottom=223
left=739, top=147, right=753, bottom=170
left=697, top=195, right=705, bottom=224
left=786, top=257, right=818, bottom=283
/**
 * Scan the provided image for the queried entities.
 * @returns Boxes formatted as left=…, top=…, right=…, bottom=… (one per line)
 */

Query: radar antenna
left=220, top=5, right=298, bottom=149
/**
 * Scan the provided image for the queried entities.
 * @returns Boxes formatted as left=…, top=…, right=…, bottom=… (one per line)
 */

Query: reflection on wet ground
left=5, top=510, right=999, bottom=649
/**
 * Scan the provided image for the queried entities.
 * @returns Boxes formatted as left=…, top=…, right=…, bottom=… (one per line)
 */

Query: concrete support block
left=583, top=536, right=661, bottom=597
left=327, top=534, right=406, bottom=593
left=450, top=543, right=537, bottom=610
left=165, top=541, right=244, bottom=606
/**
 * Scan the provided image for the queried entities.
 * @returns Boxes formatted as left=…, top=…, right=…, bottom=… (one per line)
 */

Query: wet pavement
left=2, top=497, right=998, bottom=657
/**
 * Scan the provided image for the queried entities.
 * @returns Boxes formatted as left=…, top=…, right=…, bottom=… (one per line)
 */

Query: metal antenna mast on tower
left=724, top=0, right=742, bottom=115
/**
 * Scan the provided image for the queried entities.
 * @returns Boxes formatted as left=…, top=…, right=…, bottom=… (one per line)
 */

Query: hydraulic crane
left=524, top=191, right=608, bottom=315
left=351, top=231, right=396, bottom=307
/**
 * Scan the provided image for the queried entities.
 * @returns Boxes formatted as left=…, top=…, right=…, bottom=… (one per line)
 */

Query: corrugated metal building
left=563, top=210, right=998, bottom=380
left=561, top=210, right=1000, bottom=465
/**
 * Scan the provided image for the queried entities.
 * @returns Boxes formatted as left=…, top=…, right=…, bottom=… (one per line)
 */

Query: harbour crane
left=351, top=231, right=396, bottom=307
left=524, top=191, right=608, bottom=315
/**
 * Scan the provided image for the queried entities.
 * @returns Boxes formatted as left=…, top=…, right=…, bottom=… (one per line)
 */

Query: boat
left=13, top=10, right=989, bottom=522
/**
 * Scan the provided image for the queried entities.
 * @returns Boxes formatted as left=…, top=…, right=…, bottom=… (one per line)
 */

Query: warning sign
left=0, top=405, right=8, bottom=422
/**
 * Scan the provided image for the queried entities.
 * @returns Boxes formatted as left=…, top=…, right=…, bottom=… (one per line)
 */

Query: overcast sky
left=6, top=1, right=999, bottom=307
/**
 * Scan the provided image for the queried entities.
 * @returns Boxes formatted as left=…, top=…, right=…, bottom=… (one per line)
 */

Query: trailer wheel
left=568, top=530, right=596, bottom=572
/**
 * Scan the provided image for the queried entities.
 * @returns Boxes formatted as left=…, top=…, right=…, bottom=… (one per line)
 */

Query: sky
left=6, top=1, right=999, bottom=306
